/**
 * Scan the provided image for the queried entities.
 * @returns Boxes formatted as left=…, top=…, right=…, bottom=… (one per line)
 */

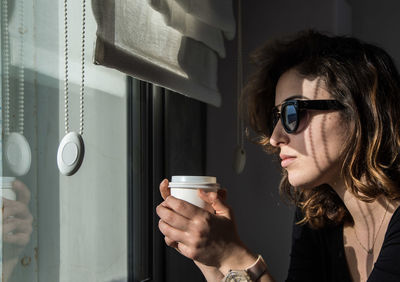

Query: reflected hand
left=156, top=179, right=243, bottom=268
left=3, top=180, right=33, bottom=254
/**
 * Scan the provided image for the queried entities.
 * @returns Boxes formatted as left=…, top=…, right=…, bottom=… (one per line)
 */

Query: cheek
left=302, top=114, right=347, bottom=178
left=324, top=115, right=349, bottom=161
left=285, top=113, right=350, bottom=188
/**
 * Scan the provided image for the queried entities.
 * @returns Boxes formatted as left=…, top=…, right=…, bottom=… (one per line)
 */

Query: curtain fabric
left=92, top=0, right=235, bottom=107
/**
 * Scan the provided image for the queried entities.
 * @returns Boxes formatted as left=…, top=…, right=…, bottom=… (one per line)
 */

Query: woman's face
left=270, top=68, right=350, bottom=189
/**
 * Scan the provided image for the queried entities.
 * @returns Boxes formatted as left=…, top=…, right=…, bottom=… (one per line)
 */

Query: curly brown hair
left=242, top=30, right=400, bottom=228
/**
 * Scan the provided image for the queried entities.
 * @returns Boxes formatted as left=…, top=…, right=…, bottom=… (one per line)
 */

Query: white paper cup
left=0, top=177, right=16, bottom=200
left=168, top=176, right=220, bottom=208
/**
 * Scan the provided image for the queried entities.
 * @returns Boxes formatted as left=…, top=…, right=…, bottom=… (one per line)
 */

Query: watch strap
left=246, top=255, right=267, bottom=281
left=222, top=255, right=267, bottom=282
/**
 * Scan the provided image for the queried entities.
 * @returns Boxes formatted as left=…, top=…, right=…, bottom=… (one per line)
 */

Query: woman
left=156, top=30, right=400, bottom=281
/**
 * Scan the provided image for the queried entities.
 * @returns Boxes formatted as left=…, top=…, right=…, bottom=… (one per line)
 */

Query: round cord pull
left=57, top=132, right=85, bottom=176
left=58, top=0, right=86, bottom=176
left=5, top=133, right=31, bottom=176
left=233, top=146, right=246, bottom=174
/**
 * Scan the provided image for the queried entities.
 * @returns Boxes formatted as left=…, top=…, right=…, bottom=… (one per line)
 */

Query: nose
left=269, top=120, right=289, bottom=147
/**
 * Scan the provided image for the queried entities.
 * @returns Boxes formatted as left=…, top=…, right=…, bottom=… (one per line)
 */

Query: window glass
left=1, top=0, right=128, bottom=281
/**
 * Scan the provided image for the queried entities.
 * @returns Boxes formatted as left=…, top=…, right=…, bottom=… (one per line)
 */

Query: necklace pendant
left=57, top=132, right=85, bottom=176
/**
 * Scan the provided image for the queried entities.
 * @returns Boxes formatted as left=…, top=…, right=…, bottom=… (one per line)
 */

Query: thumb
left=159, top=179, right=170, bottom=200
left=198, top=189, right=232, bottom=219
left=12, top=180, right=30, bottom=205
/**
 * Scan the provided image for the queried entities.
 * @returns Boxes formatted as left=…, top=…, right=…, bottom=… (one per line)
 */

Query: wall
left=206, top=1, right=351, bottom=281
left=350, top=0, right=400, bottom=67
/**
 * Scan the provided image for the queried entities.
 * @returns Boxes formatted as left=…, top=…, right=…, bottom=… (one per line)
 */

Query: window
left=128, top=80, right=207, bottom=281
left=1, top=0, right=128, bottom=280
left=1, top=1, right=208, bottom=281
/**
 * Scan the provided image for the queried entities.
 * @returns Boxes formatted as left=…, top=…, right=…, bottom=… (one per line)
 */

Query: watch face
left=224, top=270, right=251, bottom=282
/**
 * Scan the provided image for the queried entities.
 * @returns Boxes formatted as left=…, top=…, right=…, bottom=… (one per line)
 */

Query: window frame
left=128, top=78, right=166, bottom=282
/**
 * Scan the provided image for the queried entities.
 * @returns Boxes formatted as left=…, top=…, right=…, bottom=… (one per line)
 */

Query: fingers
left=1, top=181, right=33, bottom=249
left=3, top=199, right=31, bottom=219
left=12, top=180, right=30, bottom=205
left=157, top=196, right=210, bottom=248
left=158, top=219, right=188, bottom=244
left=176, top=241, right=195, bottom=260
left=3, top=216, right=33, bottom=246
left=4, top=231, right=31, bottom=246
left=161, top=195, right=203, bottom=219
left=164, top=236, right=178, bottom=249
left=159, top=179, right=170, bottom=200
left=218, top=188, right=227, bottom=202
left=160, top=219, right=209, bottom=262
left=157, top=197, right=193, bottom=245
left=3, top=217, right=33, bottom=236
left=156, top=202, right=191, bottom=230
left=198, top=189, right=232, bottom=219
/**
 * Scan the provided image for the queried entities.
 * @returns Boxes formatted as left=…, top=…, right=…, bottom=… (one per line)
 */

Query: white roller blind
left=92, top=0, right=235, bottom=107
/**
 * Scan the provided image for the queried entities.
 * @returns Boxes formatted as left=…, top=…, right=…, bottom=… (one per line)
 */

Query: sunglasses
left=271, top=99, right=345, bottom=134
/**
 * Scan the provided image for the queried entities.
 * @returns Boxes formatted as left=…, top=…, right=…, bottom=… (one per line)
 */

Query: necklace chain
left=2, top=0, right=25, bottom=136
left=353, top=200, right=389, bottom=255
left=64, top=0, right=86, bottom=135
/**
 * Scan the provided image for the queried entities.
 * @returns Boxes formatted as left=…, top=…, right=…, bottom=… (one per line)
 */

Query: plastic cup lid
left=171, top=175, right=216, bottom=184
left=0, top=177, right=16, bottom=188
left=169, top=175, right=219, bottom=189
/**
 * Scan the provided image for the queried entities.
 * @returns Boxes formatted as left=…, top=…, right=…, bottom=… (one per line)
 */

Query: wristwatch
left=222, top=255, right=267, bottom=282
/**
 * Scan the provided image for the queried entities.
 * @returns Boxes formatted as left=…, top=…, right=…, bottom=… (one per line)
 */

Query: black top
left=286, top=206, right=400, bottom=282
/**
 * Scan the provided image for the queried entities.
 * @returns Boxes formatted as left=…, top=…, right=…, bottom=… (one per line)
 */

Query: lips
left=280, top=154, right=296, bottom=168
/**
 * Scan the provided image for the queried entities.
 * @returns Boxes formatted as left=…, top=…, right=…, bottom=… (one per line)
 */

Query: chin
left=287, top=173, right=321, bottom=189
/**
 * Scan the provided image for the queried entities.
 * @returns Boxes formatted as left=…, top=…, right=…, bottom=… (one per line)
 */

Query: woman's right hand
left=156, top=179, right=256, bottom=274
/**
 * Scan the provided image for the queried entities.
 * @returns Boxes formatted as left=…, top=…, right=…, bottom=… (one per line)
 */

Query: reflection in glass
left=1, top=0, right=34, bottom=279
left=2, top=179, right=33, bottom=281
left=1, top=0, right=129, bottom=280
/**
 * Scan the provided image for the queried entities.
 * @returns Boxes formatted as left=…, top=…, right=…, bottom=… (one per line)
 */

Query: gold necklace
left=353, top=201, right=389, bottom=255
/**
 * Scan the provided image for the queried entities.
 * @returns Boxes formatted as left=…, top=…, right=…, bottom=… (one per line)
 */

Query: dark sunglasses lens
left=283, top=104, right=298, bottom=132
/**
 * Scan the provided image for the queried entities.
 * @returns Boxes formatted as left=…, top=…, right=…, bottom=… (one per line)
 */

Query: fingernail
left=162, top=179, right=168, bottom=184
